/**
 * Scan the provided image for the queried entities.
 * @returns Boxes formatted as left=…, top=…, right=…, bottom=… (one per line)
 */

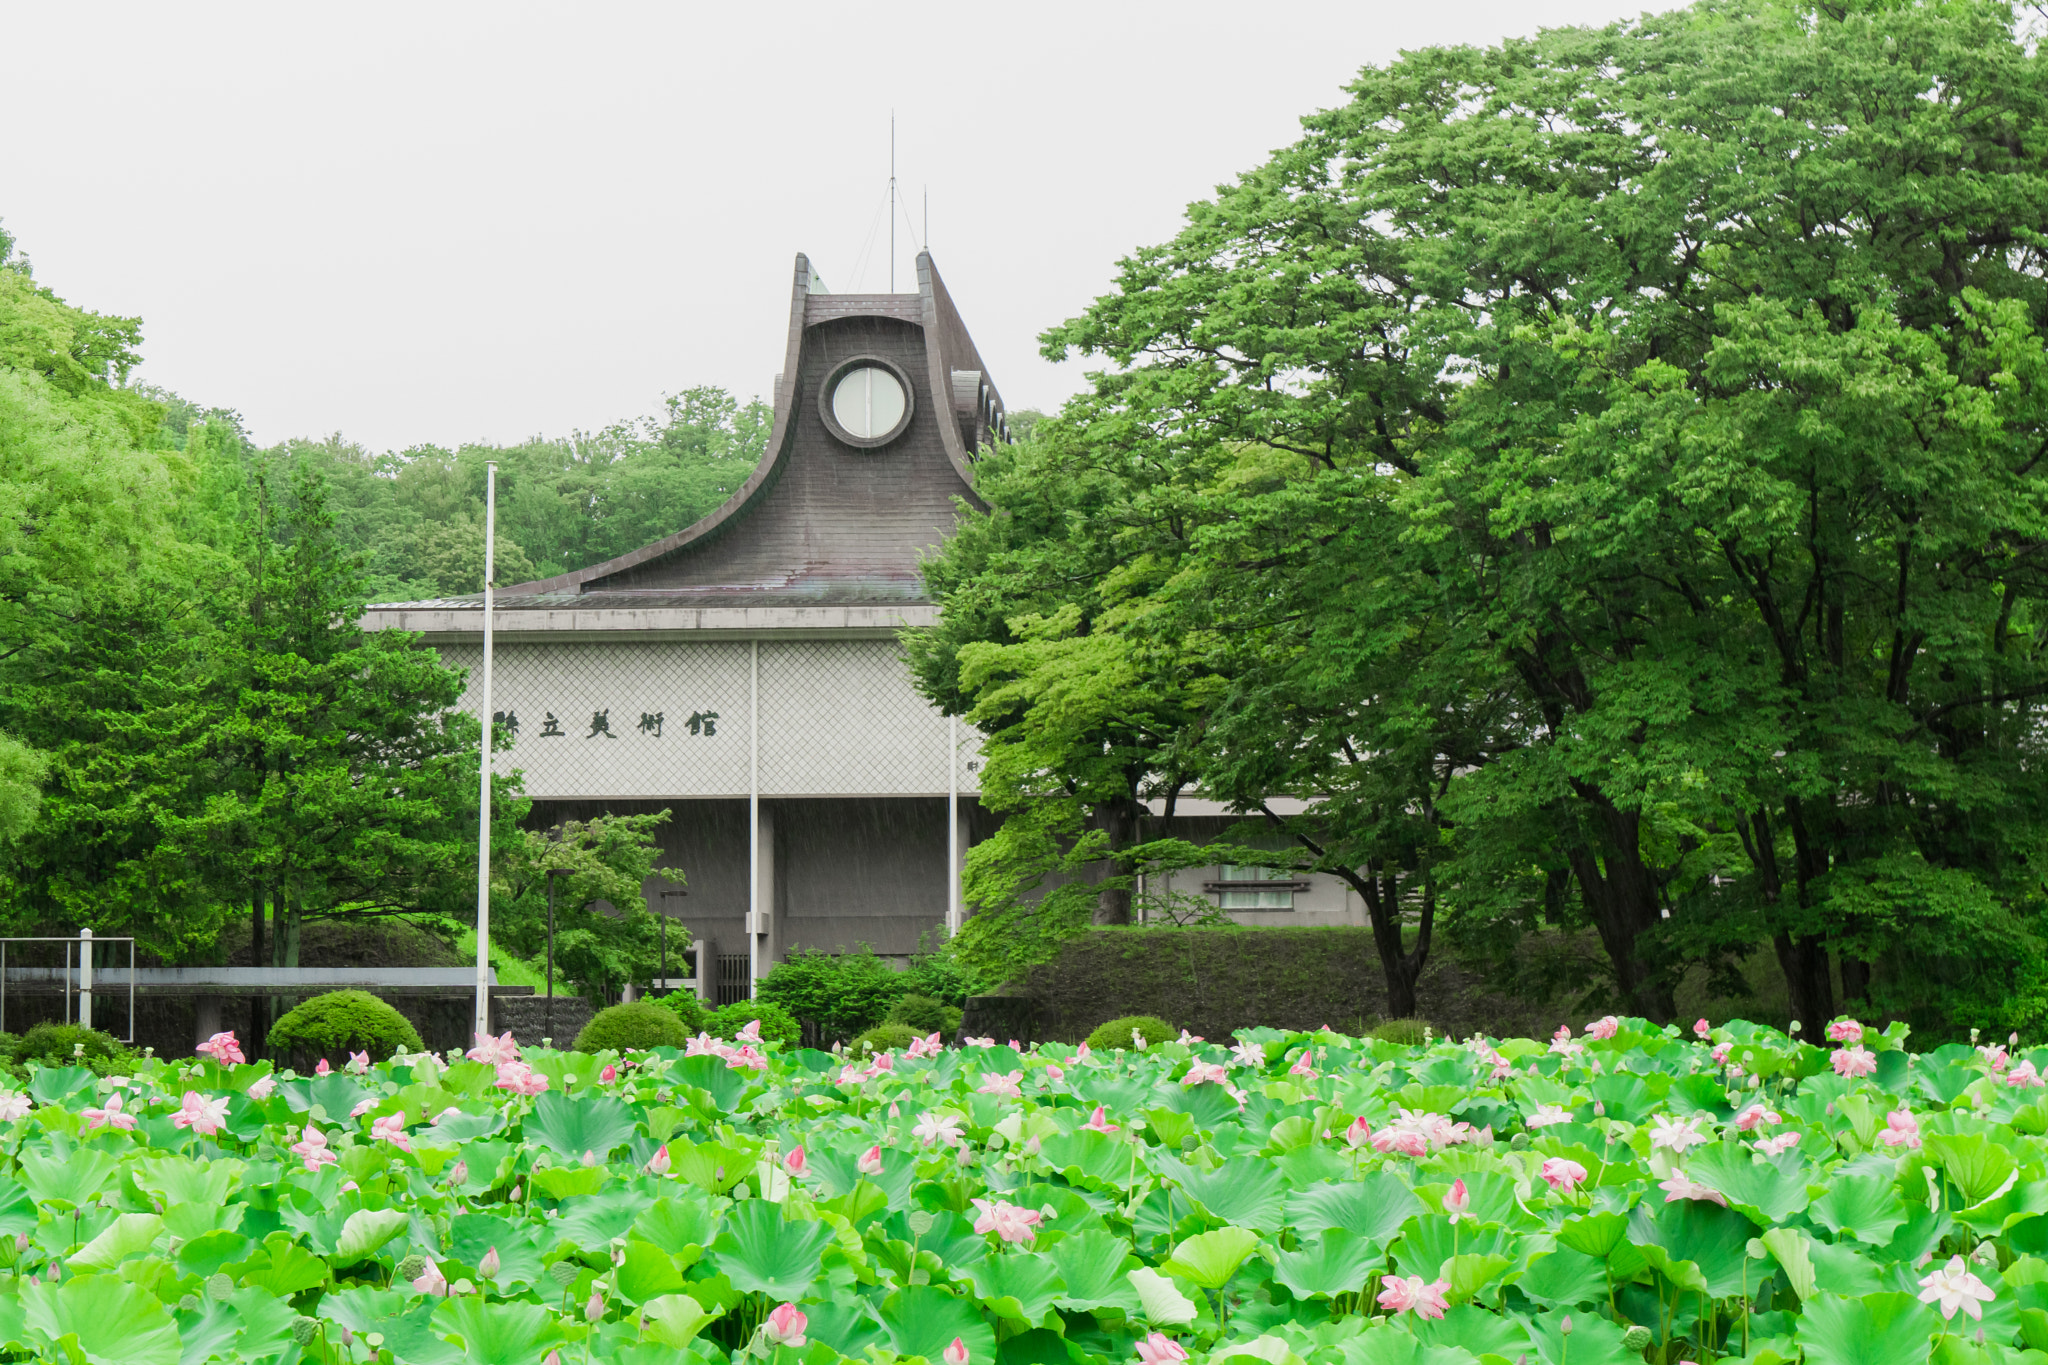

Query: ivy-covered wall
left=1018, top=927, right=1567, bottom=1042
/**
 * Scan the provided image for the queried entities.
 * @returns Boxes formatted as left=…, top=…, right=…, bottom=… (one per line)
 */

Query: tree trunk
left=1351, top=861, right=1431, bottom=1021
left=248, top=884, right=266, bottom=1059
left=1564, top=803, right=1676, bottom=1022
left=1089, top=799, right=1139, bottom=925
left=1839, top=955, right=1871, bottom=1005
left=1775, top=932, right=1834, bottom=1033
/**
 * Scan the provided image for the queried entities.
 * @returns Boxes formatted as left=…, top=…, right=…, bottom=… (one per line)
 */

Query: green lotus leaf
left=639, top=1292, right=720, bottom=1347
left=709, top=1198, right=832, bottom=1299
left=23, top=1271, right=181, bottom=1365
left=1928, top=1132, right=2018, bottom=1208
left=1161, top=1225, right=1262, bottom=1290
left=1271, top=1228, right=1378, bottom=1300
left=1046, top=1228, right=1142, bottom=1311
left=1685, top=1143, right=1812, bottom=1224
left=1796, top=1291, right=1939, bottom=1365
left=968, top=1250, right=1066, bottom=1323
left=616, top=1238, right=688, bottom=1303
left=878, top=1284, right=999, bottom=1363
left=333, top=1208, right=410, bottom=1263
left=521, top=1090, right=639, bottom=1161
left=67, top=1212, right=161, bottom=1271
left=433, top=1297, right=569, bottom=1365
left=528, top=1164, right=609, bottom=1200
left=1127, top=1267, right=1200, bottom=1327
left=1177, top=1160, right=1287, bottom=1231
left=1809, top=1172, right=1911, bottom=1246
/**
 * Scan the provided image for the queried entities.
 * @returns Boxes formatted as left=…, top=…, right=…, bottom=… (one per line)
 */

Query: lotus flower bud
left=479, top=1247, right=500, bottom=1279
left=448, top=1161, right=468, bottom=1187
left=944, top=1337, right=970, bottom=1365
left=584, top=1289, right=604, bottom=1323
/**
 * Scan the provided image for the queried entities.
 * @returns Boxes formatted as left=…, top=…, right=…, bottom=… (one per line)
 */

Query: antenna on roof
left=889, top=112, right=897, bottom=292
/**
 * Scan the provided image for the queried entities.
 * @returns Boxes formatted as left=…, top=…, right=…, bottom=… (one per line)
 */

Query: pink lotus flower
left=2007, top=1060, right=2045, bottom=1089
left=1586, top=1016, right=1620, bottom=1040
left=246, top=1073, right=277, bottom=1101
left=431, top=1106, right=462, bottom=1126
left=1181, top=1062, right=1229, bottom=1088
left=1710, top=1043, right=1731, bottom=1066
left=493, top=1061, right=549, bottom=1096
left=1081, top=1105, right=1120, bottom=1134
left=913, top=1112, right=965, bottom=1147
left=346, top=1052, right=370, bottom=1075
left=1443, top=1178, right=1471, bottom=1224
left=1753, top=1133, right=1801, bottom=1156
left=1230, top=1039, right=1265, bottom=1068
left=868, top=1052, right=895, bottom=1074
left=646, top=1145, right=671, bottom=1176
left=1177, top=1029, right=1203, bottom=1045
left=736, top=1019, right=762, bottom=1043
left=314, top=1058, right=331, bottom=1076
left=1733, top=1102, right=1782, bottom=1131
left=1649, top=1115, right=1708, bottom=1152
left=1377, top=1274, right=1451, bottom=1319
left=1832, top=1047, right=1878, bottom=1078
left=411, top=1256, right=449, bottom=1296
left=686, top=1033, right=734, bottom=1059
left=1526, top=1104, right=1572, bottom=1129
left=196, top=1031, right=246, bottom=1065
left=944, top=1338, right=970, bottom=1365
left=1343, top=1117, right=1374, bottom=1148
left=1694, top=1018, right=1711, bottom=1038
left=726, top=1045, right=769, bottom=1072
left=1980, top=1044, right=2011, bottom=1072
left=783, top=1145, right=809, bottom=1178
left=371, top=1112, right=413, bottom=1153
left=1540, top=1158, right=1588, bottom=1192
left=0, top=1092, right=30, bottom=1122
left=1075, top=1042, right=1092, bottom=1062
left=971, top=1197, right=1046, bottom=1244
left=349, top=1098, right=376, bottom=1119
left=1044, top=1064, right=1065, bottom=1083
left=1135, top=1331, right=1189, bottom=1365
left=1827, top=1019, right=1864, bottom=1044
left=976, top=1070, right=1023, bottom=1099
left=599, top=1065, right=617, bottom=1083
left=857, top=1144, right=883, bottom=1176
left=81, top=1092, right=136, bottom=1132
left=762, top=1303, right=807, bottom=1347
left=1919, top=1254, right=1996, bottom=1321
left=466, top=1031, right=522, bottom=1065
left=1879, top=1109, right=1922, bottom=1149
left=171, top=1091, right=229, bottom=1137
left=1658, top=1174, right=1728, bottom=1207
left=906, top=1032, right=944, bottom=1059
left=964, top=1036, right=996, bottom=1049
left=289, top=1123, right=337, bottom=1171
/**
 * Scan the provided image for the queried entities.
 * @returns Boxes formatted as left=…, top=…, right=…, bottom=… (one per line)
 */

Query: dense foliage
left=0, top=218, right=689, bottom=1005
left=576, top=1002, right=691, bottom=1054
left=265, top=992, right=424, bottom=1063
left=0, top=1013, right=2038, bottom=1364
left=910, top=0, right=2048, bottom=1040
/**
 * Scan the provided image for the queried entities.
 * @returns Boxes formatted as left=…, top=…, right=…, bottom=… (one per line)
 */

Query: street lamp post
left=544, top=867, right=569, bottom=1037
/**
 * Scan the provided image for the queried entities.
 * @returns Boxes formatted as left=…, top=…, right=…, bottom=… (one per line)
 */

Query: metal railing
left=0, top=932, right=137, bottom=1043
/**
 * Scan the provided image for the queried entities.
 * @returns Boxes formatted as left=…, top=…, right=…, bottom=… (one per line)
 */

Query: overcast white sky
left=2, top=1, right=1652, bottom=452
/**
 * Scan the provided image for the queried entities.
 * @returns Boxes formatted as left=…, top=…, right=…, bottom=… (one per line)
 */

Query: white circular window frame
left=818, top=356, right=917, bottom=450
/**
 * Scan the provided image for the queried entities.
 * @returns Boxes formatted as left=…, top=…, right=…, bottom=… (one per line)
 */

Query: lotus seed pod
left=907, top=1211, right=936, bottom=1236
left=206, top=1272, right=234, bottom=1302
left=1621, top=1325, right=1652, bottom=1351
left=291, top=1317, right=319, bottom=1345
left=1509, top=1133, right=1529, bottom=1150
left=178, top=1294, right=201, bottom=1313
left=549, top=1260, right=580, bottom=1288
left=396, top=1255, right=428, bottom=1283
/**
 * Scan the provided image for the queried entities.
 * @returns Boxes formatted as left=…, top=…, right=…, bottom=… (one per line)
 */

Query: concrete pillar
left=195, top=996, right=222, bottom=1048
left=752, top=804, right=777, bottom=983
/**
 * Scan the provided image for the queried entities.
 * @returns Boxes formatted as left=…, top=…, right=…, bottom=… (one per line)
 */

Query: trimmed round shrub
left=705, top=1000, right=800, bottom=1049
left=267, top=990, right=422, bottom=1065
left=1084, top=1015, right=1176, bottom=1051
left=14, top=1022, right=132, bottom=1074
left=1370, top=1018, right=1432, bottom=1046
left=850, top=1023, right=917, bottom=1056
left=653, top=991, right=712, bottom=1035
left=884, top=993, right=953, bottom=1033
left=574, top=1001, right=689, bottom=1054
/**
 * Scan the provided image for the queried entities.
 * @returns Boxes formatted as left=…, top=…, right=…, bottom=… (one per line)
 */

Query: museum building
left=361, top=252, right=1371, bottom=1002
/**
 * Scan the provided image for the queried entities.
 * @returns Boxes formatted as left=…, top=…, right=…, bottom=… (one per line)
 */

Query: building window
left=1218, top=864, right=1295, bottom=910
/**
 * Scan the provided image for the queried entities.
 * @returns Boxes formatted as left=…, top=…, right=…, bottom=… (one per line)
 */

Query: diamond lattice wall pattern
left=436, top=639, right=981, bottom=799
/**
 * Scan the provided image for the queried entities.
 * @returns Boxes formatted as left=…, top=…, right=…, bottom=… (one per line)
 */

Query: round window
left=821, top=360, right=914, bottom=447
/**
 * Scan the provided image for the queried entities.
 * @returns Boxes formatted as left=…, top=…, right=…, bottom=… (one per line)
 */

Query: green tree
left=489, top=813, right=679, bottom=1000
left=920, top=0, right=2048, bottom=1036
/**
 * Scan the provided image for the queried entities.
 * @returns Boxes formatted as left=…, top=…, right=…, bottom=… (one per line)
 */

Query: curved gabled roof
left=480, top=250, right=1002, bottom=610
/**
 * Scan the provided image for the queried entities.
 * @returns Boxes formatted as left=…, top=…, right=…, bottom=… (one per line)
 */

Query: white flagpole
left=474, top=462, right=497, bottom=1043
